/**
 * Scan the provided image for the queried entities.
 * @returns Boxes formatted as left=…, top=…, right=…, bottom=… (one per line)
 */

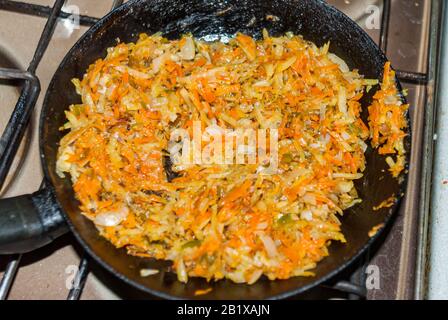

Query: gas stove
left=0, top=0, right=443, bottom=300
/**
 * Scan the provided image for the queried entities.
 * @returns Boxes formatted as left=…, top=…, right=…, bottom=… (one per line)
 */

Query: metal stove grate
left=0, top=0, right=442, bottom=300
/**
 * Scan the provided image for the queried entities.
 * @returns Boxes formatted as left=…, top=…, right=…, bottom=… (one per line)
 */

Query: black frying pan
left=0, top=0, right=410, bottom=299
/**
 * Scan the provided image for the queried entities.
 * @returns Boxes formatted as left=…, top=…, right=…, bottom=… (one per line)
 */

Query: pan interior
left=41, top=0, right=408, bottom=299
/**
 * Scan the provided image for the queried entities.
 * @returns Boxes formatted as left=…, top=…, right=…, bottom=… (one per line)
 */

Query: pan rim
left=39, top=0, right=411, bottom=300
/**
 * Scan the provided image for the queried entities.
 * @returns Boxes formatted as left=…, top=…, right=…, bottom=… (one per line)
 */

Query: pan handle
left=0, top=187, right=68, bottom=254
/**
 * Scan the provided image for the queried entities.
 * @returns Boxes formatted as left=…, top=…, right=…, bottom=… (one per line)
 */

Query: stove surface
left=0, top=0, right=435, bottom=300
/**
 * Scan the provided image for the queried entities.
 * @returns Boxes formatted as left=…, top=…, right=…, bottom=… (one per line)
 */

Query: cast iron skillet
left=0, top=0, right=410, bottom=299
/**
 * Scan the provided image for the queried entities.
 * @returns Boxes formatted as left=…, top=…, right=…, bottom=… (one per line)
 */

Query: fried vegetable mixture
left=56, top=31, right=407, bottom=284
